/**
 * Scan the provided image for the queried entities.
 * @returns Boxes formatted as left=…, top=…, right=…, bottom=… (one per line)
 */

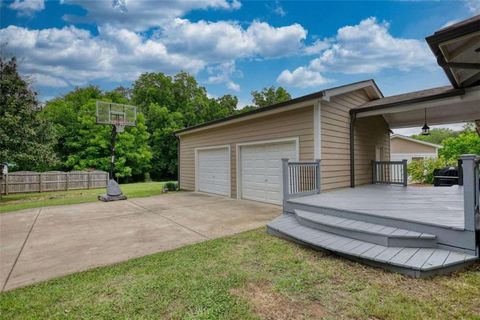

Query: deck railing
left=372, top=160, right=408, bottom=186
left=282, top=159, right=321, bottom=202
left=461, top=155, right=480, bottom=233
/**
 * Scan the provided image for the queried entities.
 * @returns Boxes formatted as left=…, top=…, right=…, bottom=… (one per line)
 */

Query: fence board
left=0, top=171, right=108, bottom=195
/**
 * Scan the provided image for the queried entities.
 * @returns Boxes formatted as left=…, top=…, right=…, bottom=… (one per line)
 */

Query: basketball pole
left=110, top=124, right=117, bottom=181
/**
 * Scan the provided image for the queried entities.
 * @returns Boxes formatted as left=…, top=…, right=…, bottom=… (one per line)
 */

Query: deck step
left=267, top=215, right=477, bottom=278
left=295, top=209, right=437, bottom=248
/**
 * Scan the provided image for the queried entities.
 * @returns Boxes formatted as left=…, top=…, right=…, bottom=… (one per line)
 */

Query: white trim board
left=313, top=101, right=322, bottom=160
left=236, top=137, right=300, bottom=202
left=194, top=144, right=231, bottom=197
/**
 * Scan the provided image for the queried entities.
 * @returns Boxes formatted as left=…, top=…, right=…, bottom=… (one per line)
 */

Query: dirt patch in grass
left=231, top=282, right=326, bottom=319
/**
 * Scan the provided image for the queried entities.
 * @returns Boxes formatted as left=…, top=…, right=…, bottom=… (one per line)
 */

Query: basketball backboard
left=96, top=101, right=136, bottom=132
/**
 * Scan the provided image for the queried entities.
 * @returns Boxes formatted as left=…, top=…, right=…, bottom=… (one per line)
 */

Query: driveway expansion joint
left=2, top=208, right=43, bottom=292
left=126, top=200, right=212, bottom=240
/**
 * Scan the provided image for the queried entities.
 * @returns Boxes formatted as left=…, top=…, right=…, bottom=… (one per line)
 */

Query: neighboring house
left=175, top=15, right=480, bottom=277
left=390, top=134, right=441, bottom=162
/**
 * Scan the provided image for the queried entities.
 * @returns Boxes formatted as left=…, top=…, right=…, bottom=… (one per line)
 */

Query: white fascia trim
left=322, top=80, right=383, bottom=102
left=194, top=144, right=231, bottom=197
left=313, top=100, right=322, bottom=160
left=390, top=134, right=442, bottom=149
left=235, top=137, right=300, bottom=200
left=356, top=89, right=480, bottom=118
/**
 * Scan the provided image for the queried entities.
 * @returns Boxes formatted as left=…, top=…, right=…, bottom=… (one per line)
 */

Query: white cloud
left=207, top=61, right=241, bottom=91
left=160, top=19, right=307, bottom=61
left=29, top=73, right=69, bottom=88
left=272, top=1, right=286, bottom=17
left=277, top=67, right=331, bottom=88
left=9, top=0, right=44, bottom=16
left=303, top=39, right=329, bottom=55
left=278, top=17, right=436, bottom=88
left=465, top=0, right=480, bottom=14
left=0, top=25, right=204, bottom=88
left=61, top=0, right=242, bottom=31
left=441, top=20, right=460, bottom=29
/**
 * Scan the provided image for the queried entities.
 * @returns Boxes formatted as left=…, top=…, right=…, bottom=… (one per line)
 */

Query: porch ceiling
left=354, top=86, right=480, bottom=129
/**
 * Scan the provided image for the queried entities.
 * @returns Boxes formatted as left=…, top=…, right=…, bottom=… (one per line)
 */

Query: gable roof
left=175, top=79, right=382, bottom=135
left=390, top=134, right=442, bottom=149
left=352, top=85, right=465, bottom=114
left=426, top=14, right=480, bottom=88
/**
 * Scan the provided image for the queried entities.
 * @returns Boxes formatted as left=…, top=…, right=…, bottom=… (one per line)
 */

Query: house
left=175, top=15, right=480, bottom=277
left=390, top=134, right=441, bottom=162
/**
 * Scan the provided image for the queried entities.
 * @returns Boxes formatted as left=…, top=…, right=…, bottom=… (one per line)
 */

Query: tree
left=440, top=131, right=480, bottom=162
left=41, top=87, right=152, bottom=181
left=0, top=56, right=57, bottom=171
left=251, top=86, right=291, bottom=108
left=132, top=71, right=239, bottom=179
left=410, top=128, right=458, bottom=145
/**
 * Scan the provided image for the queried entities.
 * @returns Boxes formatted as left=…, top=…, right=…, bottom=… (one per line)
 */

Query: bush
left=407, top=157, right=454, bottom=184
left=163, top=181, right=178, bottom=192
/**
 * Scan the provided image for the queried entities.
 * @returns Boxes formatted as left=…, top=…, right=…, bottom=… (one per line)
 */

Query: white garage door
left=240, top=141, right=297, bottom=205
left=197, top=147, right=230, bottom=196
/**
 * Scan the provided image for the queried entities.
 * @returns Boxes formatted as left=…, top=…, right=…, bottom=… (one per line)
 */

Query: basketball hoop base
left=98, top=179, right=127, bottom=202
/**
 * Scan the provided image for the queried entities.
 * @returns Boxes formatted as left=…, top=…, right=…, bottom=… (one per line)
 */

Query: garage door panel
left=240, top=141, right=297, bottom=205
left=197, top=147, right=230, bottom=196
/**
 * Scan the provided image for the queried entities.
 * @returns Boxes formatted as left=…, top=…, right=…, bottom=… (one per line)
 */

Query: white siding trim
left=194, top=145, right=231, bottom=197
left=236, top=137, right=300, bottom=200
left=313, top=100, right=322, bottom=160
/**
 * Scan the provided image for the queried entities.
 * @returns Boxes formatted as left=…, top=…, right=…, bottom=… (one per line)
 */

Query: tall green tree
left=440, top=131, right=480, bottom=162
left=251, top=86, right=291, bottom=108
left=410, top=128, right=459, bottom=145
left=0, top=56, right=57, bottom=171
left=132, top=71, right=238, bottom=179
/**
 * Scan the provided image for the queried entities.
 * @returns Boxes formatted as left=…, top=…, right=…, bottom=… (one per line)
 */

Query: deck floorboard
left=289, top=185, right=465, bottom=229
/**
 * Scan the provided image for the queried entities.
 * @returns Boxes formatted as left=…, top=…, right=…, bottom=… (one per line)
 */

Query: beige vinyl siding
left=320, top=90, right=390, bottom=190
left=391, top=138, right=437, bottom=153
left=354, top=116, right=391, bottom=186
left=179, top=106, right=314, bottom=197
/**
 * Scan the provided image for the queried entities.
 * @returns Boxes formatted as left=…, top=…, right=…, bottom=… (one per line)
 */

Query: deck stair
left=267, top=212, right=478, bottom=277
left=295, top=210, right=437, bottom=248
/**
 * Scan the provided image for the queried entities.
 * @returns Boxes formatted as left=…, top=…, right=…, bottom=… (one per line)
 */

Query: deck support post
left=315, top=159, right=321, bottom=194
left=460, top=154, right=479, bottom=232
left=282, top=158, right=289, bottom=205
left=402, top=159, right=408, bottom=187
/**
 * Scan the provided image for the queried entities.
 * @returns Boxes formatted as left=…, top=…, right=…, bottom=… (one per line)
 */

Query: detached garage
left=174, top=80, right=386, bottom=205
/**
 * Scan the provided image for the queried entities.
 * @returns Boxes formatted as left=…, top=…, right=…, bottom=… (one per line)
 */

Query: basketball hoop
left=94, top=101, right=137, bottom=201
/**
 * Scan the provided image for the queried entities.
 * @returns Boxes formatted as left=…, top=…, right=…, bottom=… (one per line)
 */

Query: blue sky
left=1, top=0, right=478, bottom=116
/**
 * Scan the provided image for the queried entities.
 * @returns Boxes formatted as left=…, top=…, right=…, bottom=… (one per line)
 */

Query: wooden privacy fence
left=282, top=159, right=321, bottom=201
left=0, top=171, right=109, bottom=195
left=372, top=160, right=408, bottom=186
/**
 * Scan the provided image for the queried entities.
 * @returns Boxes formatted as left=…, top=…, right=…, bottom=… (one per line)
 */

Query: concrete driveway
left=0, top=192, right=280, bottom=291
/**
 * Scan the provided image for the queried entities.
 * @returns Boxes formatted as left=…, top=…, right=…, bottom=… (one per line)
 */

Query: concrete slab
left=0, top=209, right=40, bottom=290
left=0, top=192, right=280, bottom=291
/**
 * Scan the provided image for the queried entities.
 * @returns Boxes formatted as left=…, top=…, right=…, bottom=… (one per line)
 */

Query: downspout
left=349, top=111, right=356, bottom=188
left=175, top=134, right=181, bottom=190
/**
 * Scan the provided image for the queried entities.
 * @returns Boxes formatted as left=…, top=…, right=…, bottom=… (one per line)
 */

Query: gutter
left=350, top=88, right=465, bottom=116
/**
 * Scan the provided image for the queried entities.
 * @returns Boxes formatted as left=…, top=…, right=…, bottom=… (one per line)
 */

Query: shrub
left=163, top=181, right=178, bottom=192
left=407, top=157, right=454, bottom=184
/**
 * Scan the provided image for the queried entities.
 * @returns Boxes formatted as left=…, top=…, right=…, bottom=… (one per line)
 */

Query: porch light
left=421, top=109, right=430, bottom=135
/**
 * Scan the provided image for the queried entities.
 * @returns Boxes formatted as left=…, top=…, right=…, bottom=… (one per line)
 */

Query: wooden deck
left=267, top=184, right=478, bottom=277
left=289, top=185, right=465, bottom=229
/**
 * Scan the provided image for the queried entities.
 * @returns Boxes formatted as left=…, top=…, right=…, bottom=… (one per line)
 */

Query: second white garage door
left=197, top=147, right=230, bottom=196
left=240, top=140, right=297, bottom=205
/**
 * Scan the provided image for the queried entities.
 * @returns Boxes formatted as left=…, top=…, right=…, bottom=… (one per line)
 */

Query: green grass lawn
left=1, top=229, right=479, bottom=319
left=0, top=181, right=171, bottom=213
